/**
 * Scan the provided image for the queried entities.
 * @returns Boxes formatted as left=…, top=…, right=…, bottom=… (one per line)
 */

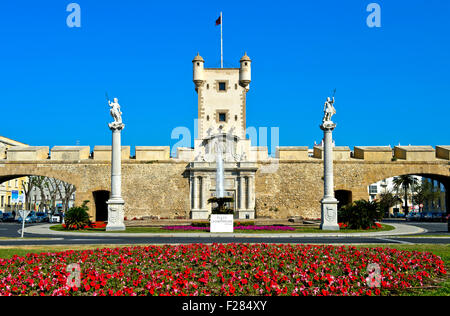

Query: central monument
left=320, top=97, right=340, bottom=231
left=106, top=97, right=126, bottom=231
left=187, top=53, right=257, bottom=220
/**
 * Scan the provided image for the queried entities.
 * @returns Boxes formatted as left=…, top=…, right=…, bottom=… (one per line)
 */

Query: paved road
left=383, top=219, right=449, bottom=235
left=0, top=221, right=448, bottom=246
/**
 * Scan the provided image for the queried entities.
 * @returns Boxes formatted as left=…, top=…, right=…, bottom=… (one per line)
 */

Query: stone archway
left=0, top=173, right=79, bottom=215
left=336, top=168, right=449, bottom=216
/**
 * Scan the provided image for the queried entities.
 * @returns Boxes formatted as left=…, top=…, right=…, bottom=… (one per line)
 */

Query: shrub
left=235, top=221, right=255, bottom=227
left=191, top=222, right=209, bottom=227
left=338, top=200, right=383, bottom=230
left=64, top=200, right=91, bottom=230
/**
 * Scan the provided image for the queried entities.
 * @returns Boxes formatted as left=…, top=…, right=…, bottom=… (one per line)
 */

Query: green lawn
left=0, top=237, right=52, bottom=240
left=48, top=224, right=395, bottom=234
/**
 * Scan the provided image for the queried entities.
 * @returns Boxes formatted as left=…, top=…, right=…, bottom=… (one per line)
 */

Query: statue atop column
left=319, top=95, right=339, bottom=231
left=105, top=95, right=126, bottom=231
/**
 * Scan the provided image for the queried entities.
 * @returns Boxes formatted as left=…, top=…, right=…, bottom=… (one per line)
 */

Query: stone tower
left=188, top=53, right=257, bottom=220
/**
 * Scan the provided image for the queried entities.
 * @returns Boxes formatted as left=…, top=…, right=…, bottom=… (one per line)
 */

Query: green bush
left=64, top=200, right=92, bottom=230
left=191, top=222, right=209, bottom=227
left=235, top=221, right=255, bottom=226
left=338, top=200, right=383, bottom=230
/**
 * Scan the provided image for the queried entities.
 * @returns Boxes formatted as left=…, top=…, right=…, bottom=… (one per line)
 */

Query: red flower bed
left=338, top=222, right=383, bottom=230
left=91, top=222, right=107, bottom=229
left=0, top=244, right=446, bottom=296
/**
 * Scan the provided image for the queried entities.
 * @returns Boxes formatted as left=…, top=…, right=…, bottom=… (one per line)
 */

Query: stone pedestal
left=106, top=198, right=125, bottom=231
left=106, top=122, right=126, bottom=231
left=320, top=122, right=339, bottom=231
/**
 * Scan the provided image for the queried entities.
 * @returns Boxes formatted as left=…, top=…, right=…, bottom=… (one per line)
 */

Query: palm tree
left=393, top=175, right=419, bottom=215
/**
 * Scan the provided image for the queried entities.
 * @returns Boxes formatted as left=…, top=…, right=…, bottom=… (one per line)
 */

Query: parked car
left=422, top=212, right=434, bottom=221
left=1, top=212, right=15, bottom=222
left=36, top=212, right=49, bottom=223
left=431, top=212, right=445, bottom=222
left=392, top=212, right=405, bottom=218
left=50, top=211, right=64, bottom=223
left=406, top=212, right=421, bottom=221
left=17, top=211, right=38, bottom=224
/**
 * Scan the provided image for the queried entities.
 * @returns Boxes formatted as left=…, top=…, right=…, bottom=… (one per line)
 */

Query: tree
left=378, top=190, right=402, bottom=217
left=21, top=178, right=35, bottom=210
left=393, top=175, right=419, bottom=215
left=46, top=178, right=63, bottom=211
left=64, top=200, right=91, bottom=230
left=30, top=176, right=49, bottom=211
left=59, top=182, right=76, bottom=212
left=413, top=180, right=441, bottom=211
left=338, top=200, right=383, bottom=229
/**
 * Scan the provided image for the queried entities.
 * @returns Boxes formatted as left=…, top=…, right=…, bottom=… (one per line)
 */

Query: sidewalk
left=24, top=223, right=426, bottom=238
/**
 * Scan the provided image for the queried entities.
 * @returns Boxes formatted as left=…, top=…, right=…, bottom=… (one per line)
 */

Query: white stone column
left=192, top=176, right=199, bottom=210
left=248, top=176, right=255, bottom=210
left=320, top=122, right=339, bottom=231
left=106, top=122, right=126, bottom=231
left=239, top=176, right=246, bottom=210
left=198, top=177, right=203, bottom=210
left=201, top=176, right=208, bottom=210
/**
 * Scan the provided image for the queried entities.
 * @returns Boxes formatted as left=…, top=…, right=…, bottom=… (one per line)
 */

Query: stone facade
left=0, top=156, right=449, bottom=220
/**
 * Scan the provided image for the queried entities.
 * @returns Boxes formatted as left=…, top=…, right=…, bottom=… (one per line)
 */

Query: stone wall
left=0, top=150, right=449, bottom=220
left=254, top=160, right=450, bottom=219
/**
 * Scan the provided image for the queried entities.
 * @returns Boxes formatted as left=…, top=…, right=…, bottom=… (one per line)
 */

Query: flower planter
left=210, top=214, right=234, bottom=233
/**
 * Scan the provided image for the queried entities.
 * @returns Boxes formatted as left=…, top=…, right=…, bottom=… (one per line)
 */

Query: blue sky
left=0, top=0, right=449, bottom=154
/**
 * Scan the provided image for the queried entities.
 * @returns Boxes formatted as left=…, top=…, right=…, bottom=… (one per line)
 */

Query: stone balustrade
left=313, top=146, right=351, bottom=160
left=6, top=146, right=49, bottom=161
left=1, top=145, right=449, bottom=162
left=436, top=146, right=450, bottom=160
left=93, top=146, right=130, bottom=161
left=135, top=146, right=170, bottom=161
left=51, top=146, right=90, bottom=161
left=353, top=146, right=392, bottom=161
left=276, top=147, right=309, bottom=160
left=394, top=146, right=435, bottom=161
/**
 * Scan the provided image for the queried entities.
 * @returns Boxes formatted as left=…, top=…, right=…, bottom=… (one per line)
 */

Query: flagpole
left=220, top=11, right=223, bottom=68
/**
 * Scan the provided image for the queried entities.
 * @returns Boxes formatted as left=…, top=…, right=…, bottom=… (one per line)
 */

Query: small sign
left=11, top=190, right=19, bottom=203
left=19, top=210, right=30, bottom=220
left=210, top=214, right=234, bottom=233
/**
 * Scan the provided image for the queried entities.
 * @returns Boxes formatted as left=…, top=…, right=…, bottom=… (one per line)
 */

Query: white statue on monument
left=108, top=98, right=123, bottom=124
left=322, top=97, right=336, bottom=124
